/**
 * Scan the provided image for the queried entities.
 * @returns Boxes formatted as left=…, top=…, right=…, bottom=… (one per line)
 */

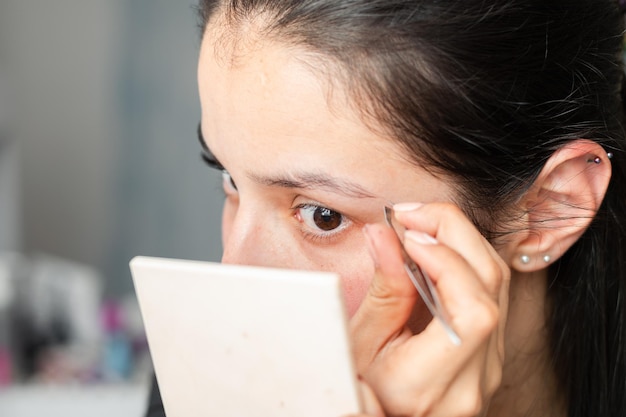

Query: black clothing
left=145, top=374, right=166, bottom=417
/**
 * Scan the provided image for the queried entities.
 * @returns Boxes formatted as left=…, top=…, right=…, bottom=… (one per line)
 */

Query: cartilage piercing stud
left=520, top=255, right=530, bottom=264
left=543, top=254, right=551, bottom=263
left=607, top=152, right=614, bottom=159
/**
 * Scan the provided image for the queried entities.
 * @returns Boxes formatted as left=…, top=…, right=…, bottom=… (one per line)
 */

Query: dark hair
left=198, top=1, right=626, bottom=416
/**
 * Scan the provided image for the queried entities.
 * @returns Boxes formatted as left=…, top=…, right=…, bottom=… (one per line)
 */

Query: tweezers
left=384, top=206, right=461, bottom=345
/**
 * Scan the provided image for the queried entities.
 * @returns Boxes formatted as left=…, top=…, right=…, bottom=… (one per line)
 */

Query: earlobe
left=507, top=139, right=612, bottom=272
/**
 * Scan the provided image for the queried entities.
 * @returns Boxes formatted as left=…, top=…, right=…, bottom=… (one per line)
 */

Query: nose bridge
left=221, top=203, right=275, bottom=267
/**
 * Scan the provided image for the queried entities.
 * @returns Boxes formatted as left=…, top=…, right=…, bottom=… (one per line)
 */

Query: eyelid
left=222, top=170, right=238, bottom=193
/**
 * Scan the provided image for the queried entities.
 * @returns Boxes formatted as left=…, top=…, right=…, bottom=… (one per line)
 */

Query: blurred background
left=0, top=1, right=224, bottom=415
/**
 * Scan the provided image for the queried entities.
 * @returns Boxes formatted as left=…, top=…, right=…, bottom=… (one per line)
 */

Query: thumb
left=350, top=224, right=419, bottom=368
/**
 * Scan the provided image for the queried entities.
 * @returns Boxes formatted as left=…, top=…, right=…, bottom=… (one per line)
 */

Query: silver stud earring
left=587, top=155, right=602, bottom=164
left=543, top=254, right=551, bottom=263
left=587, top=152, right=614, bottom=164
left=520, top=255, right=530, bottom=264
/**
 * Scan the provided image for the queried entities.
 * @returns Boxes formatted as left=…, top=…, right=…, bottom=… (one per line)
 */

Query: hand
left=348, top=202, right=510, bottom=417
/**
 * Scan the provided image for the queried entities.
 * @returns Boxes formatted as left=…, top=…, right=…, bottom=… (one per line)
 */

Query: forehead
left=200, top=13, right=388, bottom=128
left=197, top=24, right=390, bottom=155
left=196, top=22, right=455, bottom=204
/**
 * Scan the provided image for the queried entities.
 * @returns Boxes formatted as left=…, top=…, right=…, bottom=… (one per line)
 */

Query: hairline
left=201, top=8, right=436, bottom=169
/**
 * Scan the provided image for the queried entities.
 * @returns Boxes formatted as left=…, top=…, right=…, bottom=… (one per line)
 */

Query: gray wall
left=1, top=0, right=224, bottom=295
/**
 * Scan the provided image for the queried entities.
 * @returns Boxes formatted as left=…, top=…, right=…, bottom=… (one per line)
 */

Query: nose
left=220, top=204, right=288, bottom=268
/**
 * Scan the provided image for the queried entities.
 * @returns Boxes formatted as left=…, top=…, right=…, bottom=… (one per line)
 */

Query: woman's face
left=197, top=33, right=455, bottom=315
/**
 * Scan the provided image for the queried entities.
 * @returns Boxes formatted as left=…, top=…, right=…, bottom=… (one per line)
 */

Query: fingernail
left=393, top=202, right=424, bottom=212
left=404, top=230, right=438, bottom=245
left=362, top=225, right=380, bottom=267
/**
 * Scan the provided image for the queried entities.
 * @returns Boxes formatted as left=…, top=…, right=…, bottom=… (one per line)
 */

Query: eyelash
left=201, top=150, right=224, bottom=171
left=292, top=203, right=351, bottom=244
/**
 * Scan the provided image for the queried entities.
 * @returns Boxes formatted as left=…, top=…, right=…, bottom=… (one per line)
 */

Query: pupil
left=313, top=207, right=342, bottom=231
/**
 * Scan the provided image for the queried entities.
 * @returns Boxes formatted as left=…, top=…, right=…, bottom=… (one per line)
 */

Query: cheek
left=297, top=234, right=375, bottom=318
left=220, top=197, right=374, bottom=316
left=335, top=256, right=375, bottom=318
left=341, top=275, right=371, bottom=317
left=221, top=198, right=236, bottom=247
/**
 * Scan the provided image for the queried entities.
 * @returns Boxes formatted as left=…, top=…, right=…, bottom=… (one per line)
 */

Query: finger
left=497, top=269, right=509, bottom=358
left=400, top=203, right=509, bottom=361
left=350, top=223, right=419, bottom=367
left=425, top=360, right=491, bottom=417
left=361, top=247, right=503, bottom=417
left=394, top=202, right=508, bottom=299
left=403, top=235, right=499, bottom=343
left=403, top=224, right=508, bottom=395
left=423, top=323, right=504, bottom=417
left=400, top=204, right=510, bottom=363
left=360, top=212, right=508, bottom=417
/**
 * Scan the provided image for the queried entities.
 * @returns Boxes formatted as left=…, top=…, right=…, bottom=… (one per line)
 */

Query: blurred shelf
left=0, top=382, right=149, bottom=417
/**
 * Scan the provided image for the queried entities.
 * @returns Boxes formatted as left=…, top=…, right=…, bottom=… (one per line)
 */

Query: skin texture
left=197, top=20, right=612, bottom=417
left=199, top=36, right=454, bottom=315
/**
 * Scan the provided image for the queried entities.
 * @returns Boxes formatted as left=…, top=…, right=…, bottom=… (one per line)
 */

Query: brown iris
left=313, top=207, right=343, bottom=231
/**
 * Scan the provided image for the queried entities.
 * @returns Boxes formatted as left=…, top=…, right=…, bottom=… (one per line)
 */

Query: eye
left=222, top=170, right=238, bottom=194
left=295, top=204, right=348, bottom=237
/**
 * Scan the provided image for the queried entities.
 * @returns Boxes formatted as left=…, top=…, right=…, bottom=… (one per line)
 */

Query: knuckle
left=457, top=391, right=484, bottom=417
left=436, top=202, right=465, bottom=220
left=382, top=392, right=432, bottom=417
left=411, top=391, right=438, bottom=417
left=471, top=300, right=500, bottom=337
left=497, top=258, right=511, bottom=283
left=369, top=277, right=394, bottom=300
left=366, top=269, right=398, bottom=300
left=383, top=385, right=442, bottom=417
left=482, top=260, right=501, bottom=280
left=481, top=262, right=503, bottom=294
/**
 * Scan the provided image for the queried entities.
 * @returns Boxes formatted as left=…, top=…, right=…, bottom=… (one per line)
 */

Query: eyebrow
left=250, top=171, right=378, bottom=199
left=197, top=123, right=378, bottom=200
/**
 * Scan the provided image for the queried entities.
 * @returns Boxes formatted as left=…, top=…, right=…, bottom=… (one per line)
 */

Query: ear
left=504, top=139, right=612, bottom=272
